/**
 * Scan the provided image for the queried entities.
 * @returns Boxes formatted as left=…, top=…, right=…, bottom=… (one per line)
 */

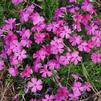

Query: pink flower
left=19, top=5, right=34, bottom=23
left=30, top=13, right=45, bottom=25
left=72, top=87, right=81, bottom=97
left=40, top=65, right=52, bottom=78
left=33, top=48, right=48, bottom=61
left=91, top=36, right=101, bottom=47
left=14, top=49, right=27, bottom=61
left=71, top=51, right=82, bottom=65
left=20, top=38, right=32, bottom=48
left=0, top=60, right=5, bottom=71
left=68, top=6, right=79, bottom=13
left=31, top=23, right=46, bottom=32
left=50, top=37, right=64, bottom=54
left=73, top=82, right=82, bottom=91
left=91, top=52, right=101, bottom=64
left=34, top=33, right=46, bottom=44
left=25, top=5, right=34, bottom=14
left=42, top=45, right=51, bottom=55
left=69, top=34, right=82, bottom=46
left=20, top=65, right=33, bottom=78
left=42, top=95, right=54, bottom=101
left=83, top=82, right=92, bottom=92
left=73, top=13, right=83, bottom=23
left=73, top=22, right=81, bottom=32
left=8, top=67, right=17, bottom=76
left=54, top=7, right=66, bottom=20
left=60, top=26, right=71, bottom=39
left=57, top=52, right=71, bottom=66
left=20, top=11, right=29, bottom=23
left=71, top=74, right=82, bottom=81
left=69, top=93, right=79, bottom=100
left=9, top=40, right=22, bottom=53
left=86, top=23, right=98, bottom=35
left=33, top=61, right=42, bottom=72
left=69, top=0, right=76, bottom=3
left=4, top=31, right=17, bottom=44
left=81, top=14, right=91, bottom=25
left=19, top=29, right=31, bottom=39
left=47, top=59, right=60, bottom=69
left=70, top=82, right=83, bottom=100
left=78, top=41, right=90, bottom=52
left=55, top=87, right=69, bottom=100
left=59, top=55, right=69, bottom=65
left=81, top=0, right=95, bottom=14
left=28, top=78, right=43, bottom=93
left=12, top=0, right=23, bottom=5
left=5, top=18, right=16, bottom=30
left=10, top=56, right=19, bottom=66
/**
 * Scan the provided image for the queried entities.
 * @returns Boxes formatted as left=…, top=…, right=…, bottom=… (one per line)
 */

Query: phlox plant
left=0, top=0, right=101, bottom=100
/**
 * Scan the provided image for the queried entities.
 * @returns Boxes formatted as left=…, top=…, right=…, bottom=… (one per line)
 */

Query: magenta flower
left=33, top=48, right=48, bottom=61
left=5, top=18, right=16, bottom=30
left=73, top=82, right=83, bottom=91
left=42, top=95, right=54, bottom=101
left=10, top=56, right=19, bottom=66
left=86, top=23, right=98, bottom=35
left=71, top=74, right=82, bottom=81
left=78, top=41, right=90, bottom=52
left=19, top=29, right=31, bottom=39
left=59, top=55, right=69, bottom=65
left=20, top=11, right=30, bottom=23
left=32, top=23, right=46, bottom=32
left=91, top=52, right=101, bottom=64
left=73, top=13, right=83, bottom=23
left=0, top=60, right=5, bottom=71
left=47, top=59, right=60, bottom=69
left=40, top=65, right=52, bottom=78
left=20, top=38, right=32, bottom=48
left=12, top=0, right=23, bottom=5
left=4, top=31, right=17, bottom=44
left=25, top=5, right=34, bottom=14
left=14, top=49, right=27, bottom=61
left=28, top=78, right=43, bottom=93
left=9, top=40, right=22, bottom=53
left=8, top=67, right=18, bottom=77
left=55, top=87, right=69, bottom=100
left=33, top=61, right=42, bottom=72
left=34, top=33, right=46, bottom=44
left=69, top=34, right=82, bottom=46
left=69, top=93, right=79, bottom=101
left=83, top=82, right=92, bottom=92
left=60, top=26, right=71, bottom=39
left=69, top=82, right=83, bottom=100
left=50, top=37, right=64, bottom=54
left=69, top=0, right=76, bottom=3
left=72, top=87, right=81, bottom=97
left=81, top=14, right=91, bottom=25
left=91, top=36, right=101, bottom=47
left=71, top=51, right=82, bottom=64
left=81, top=0, right=95, bottom=14
left=20, top=65, right=33, bottom=78
left=30, top=13, right=45, bottom=25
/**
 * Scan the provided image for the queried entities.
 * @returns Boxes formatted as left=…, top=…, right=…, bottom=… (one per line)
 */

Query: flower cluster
left=0, top=0, right=101, bottom=100
left=29, top=74, right=92, bottom=101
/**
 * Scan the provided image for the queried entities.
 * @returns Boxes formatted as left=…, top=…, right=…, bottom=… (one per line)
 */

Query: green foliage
left=59, top=62, right=101, bottom=90
left=42, top=0, right=59, bottom=22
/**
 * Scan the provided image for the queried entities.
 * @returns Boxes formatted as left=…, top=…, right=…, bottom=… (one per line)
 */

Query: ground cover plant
left=0, top=0, right=101, bottom=101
